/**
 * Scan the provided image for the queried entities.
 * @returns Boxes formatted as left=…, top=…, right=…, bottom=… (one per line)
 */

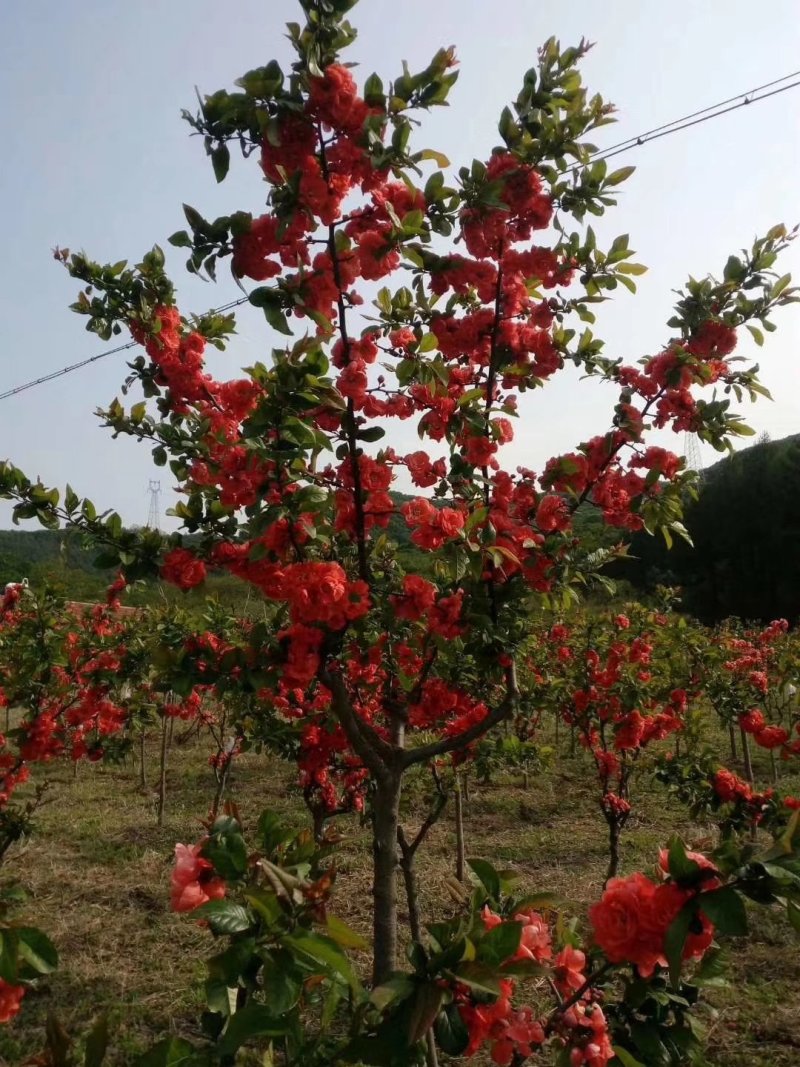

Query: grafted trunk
left=454, top=774, right=466, bottom=882
left=157, top=714, right=168, bottom=826
left=728, top=722, right=738, bottom=763
left=740, top=726, right=754, bottom=784
left=372, top=772, right=401, bottom=985
left=138, top=730, right=147, bottom=790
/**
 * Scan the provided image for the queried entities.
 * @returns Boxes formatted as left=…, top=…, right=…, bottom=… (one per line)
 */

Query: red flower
left=161, top=549, right=207, bottom=592
left=170, top=841, right=226, bottom=913
left=0, top=979, right=25, bottom=1023
left=589, top=872, right=661, bottom=975
left=535, top=494, right=570, bottom=533
left=754, top=724, right=789, bottom=750
left=553, top=945, right=586, bottom=993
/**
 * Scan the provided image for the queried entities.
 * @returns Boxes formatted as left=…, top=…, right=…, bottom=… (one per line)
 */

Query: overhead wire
left=0, top=296, right=249, bottom=401
left=2, top=69, right=799, bottom=403
left=568, top=68, right=800, bottom=172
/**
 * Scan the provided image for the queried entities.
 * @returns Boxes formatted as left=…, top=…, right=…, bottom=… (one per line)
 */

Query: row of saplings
left=2, top=587, right=800, bottom=1065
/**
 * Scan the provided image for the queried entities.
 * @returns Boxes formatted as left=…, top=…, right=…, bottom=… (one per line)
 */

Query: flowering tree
left=539, top=607, right=694, bottom=881
left=1, top=0, right=799, bottom=1033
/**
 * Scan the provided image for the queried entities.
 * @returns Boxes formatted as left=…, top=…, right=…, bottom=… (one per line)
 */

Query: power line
left=570, top=69, right=800, bottom=172
left=0, top=296, right=249, bottom=402
left=573, top=75, right=800, bottom=172
left=2, top=69, right=799, bottom=404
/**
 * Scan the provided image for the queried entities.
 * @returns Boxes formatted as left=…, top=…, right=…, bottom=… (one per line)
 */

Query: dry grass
left=1, top=729, right=799, bottom=1066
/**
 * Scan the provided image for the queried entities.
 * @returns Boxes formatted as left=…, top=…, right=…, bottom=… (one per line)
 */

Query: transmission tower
left=146, top=480, right=162, bottom=531
left=683, top=432, right=703, bottom=474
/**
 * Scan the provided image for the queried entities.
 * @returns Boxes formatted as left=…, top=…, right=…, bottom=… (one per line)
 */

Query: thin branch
left=401, top=661, right=519, bottom=768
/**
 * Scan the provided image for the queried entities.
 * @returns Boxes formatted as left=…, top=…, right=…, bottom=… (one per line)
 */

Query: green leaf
left=417, top=148, right=451, bottom=168
left=370, top=974, right=415, bottom=1012
left=203, top=830, right=247, bottom=880
left=664, top=901, right=695, bottom=986
left=479, top=921, right=522, bottom=966
left=211, top=144, right=230, bottom=183
left=192, top=901, right=252, bottom=936
left=357, top=426, right=386, bottom=442
left=771, top=273, right=792, bottom=298
left=323, top=915, right=369, bottom=951
left=694, top=947, right=728, bottom=987
left=605, top=165, right=636, bottom=187
left=168, top=230, right=192, bottom=249
left=259, top=955, right=303, bottom=1015
left=217, top=1003, right=286, bottom=1056
left=612, top=1047, right=646, bottom=1067
left=745, top=323, right=765, bottom=347
left=434, top=1002, right=469, bottom=1056
left=282, top=932, right=363, bottom=993
left=453, top=961, right=502, bottom=997
left=698, top=887, right=748, bottom=936
left=467, top=858, right=501, bottom=901
left=84, top=1013, right=110, bottom=1067
left=17, top=926, right=58, bottom=974
left=407, top=982, right=443, bottom=1045
left=134, top=1038, right=197, bottom=1067
left=788, top=900, right=800, bottom=934
left=0, top=928, right=19, bottom=982
left=666, top=836, right=702, bottom=884
left=249, top=288, right=293, bottom=336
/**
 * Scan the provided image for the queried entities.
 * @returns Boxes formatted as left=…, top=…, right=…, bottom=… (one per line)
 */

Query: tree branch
left=400, top=662, right=519, bottom=768
left=319, top=666, right=396, bottom=780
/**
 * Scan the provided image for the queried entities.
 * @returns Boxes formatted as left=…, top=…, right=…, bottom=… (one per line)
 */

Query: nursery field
left=1, top=726, right=799, bottom=1067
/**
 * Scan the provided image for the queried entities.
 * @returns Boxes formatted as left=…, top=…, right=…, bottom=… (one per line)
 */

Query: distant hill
left=0, top=488, right=620, bottom=599
left=0, top=529, right=106, bottom=583
left=622, top=434, right=800, bottom=623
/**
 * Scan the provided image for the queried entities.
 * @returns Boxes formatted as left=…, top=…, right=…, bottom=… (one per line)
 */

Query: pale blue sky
left=1, top=1, right=799, bottom=529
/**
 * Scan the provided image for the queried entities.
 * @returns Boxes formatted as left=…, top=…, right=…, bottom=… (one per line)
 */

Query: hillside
left=622, top=434, right=800, bottom=623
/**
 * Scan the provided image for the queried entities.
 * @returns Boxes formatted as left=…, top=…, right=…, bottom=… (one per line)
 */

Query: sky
left=1, top=0, right=799, bottom=531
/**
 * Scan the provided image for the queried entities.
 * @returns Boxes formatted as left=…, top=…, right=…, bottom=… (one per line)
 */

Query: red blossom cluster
left=458, top=906, right=613, bottom=1065
left=0, top=598, right=136, bottom=809
left=589, top=856, right=716, bottom=977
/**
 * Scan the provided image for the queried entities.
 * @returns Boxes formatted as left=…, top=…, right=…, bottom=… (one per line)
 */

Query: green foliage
left=624, top=434, right=800, bottom=623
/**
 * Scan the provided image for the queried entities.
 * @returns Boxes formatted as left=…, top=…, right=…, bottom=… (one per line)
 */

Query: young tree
left=1, top=0, right=797, bottom=989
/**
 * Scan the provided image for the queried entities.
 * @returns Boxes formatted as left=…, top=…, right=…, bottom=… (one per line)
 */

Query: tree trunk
left=740, top=726, right=754, bottom=784
left=728, top=722, right=738, bottom=763
left=454, top=774, right=466, bottom=882
left=398, top=830, right=441, bottom=1067
left=605, top=817, right=622, bottom=886
left=372, top=773, right=401, bottom=985
left=211, top=756, right=232, bottom=820
left=157, top=714, right=168, bottom=826
left=138, top=730, right=147, bottom=791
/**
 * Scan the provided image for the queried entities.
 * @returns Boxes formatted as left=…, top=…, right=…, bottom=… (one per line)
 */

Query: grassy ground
left=1, top=728, right=799, bottom=1066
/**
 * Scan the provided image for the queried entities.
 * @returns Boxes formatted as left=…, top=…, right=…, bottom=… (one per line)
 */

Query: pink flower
left=170, top=841, right=226, bottom=913
left=513, top=909, right=552, bottom=962
left=554, top=945, right=586, bottom=992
